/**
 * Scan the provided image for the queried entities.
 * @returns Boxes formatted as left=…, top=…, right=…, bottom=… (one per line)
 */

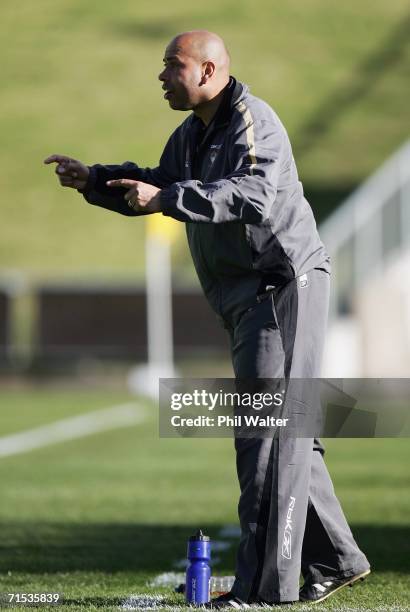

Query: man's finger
left=59, top=176, right=74, bottom=187
left=124, top=187, right=138, bottom=201
left=56, top=162, right=78, bottom=176
left=44, top=154, right=71, bottom=165
left=55, top=164, right=69, bottom=176
left=106, top=179, right=138, bottom=188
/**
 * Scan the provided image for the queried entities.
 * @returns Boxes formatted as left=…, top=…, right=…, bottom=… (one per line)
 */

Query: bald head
left=159, top=30, right=231, bottom=116
left=171, top=30, right=230, bottom=80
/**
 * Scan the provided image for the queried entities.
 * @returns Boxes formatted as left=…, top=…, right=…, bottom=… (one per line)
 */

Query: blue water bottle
left=186, top=529, right=211, bottom=605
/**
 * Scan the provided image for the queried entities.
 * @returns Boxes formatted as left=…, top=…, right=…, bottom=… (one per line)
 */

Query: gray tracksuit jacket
left=81, top=78, right=330, bottom=318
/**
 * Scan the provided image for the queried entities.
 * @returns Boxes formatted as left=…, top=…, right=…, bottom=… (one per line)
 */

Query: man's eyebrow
left=163, top=55, right=179, bottom=62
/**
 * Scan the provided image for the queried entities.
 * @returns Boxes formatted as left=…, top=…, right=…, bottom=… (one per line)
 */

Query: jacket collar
left=190, top=77, right=248, bottom=130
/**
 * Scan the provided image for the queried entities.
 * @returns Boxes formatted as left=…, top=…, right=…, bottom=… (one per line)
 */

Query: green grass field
left=0, top=387, right=409, bottom=611
left=1, top=0, right=409, bottom=278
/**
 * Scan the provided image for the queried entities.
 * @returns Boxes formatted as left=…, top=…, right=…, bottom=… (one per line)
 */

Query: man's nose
left=158, top=70, right=165, bottom=81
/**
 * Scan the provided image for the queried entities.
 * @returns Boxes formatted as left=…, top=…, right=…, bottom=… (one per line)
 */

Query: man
left=44, top=30, right=370, bottom=606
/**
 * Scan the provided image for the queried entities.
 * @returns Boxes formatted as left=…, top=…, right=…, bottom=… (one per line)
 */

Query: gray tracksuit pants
left=222, top=269, right=369, bottom=603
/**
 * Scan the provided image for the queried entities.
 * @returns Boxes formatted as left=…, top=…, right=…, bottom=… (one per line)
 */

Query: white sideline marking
left=121, top=594, right=166, bottom=610
left=0, top=403, right=145, bottom=458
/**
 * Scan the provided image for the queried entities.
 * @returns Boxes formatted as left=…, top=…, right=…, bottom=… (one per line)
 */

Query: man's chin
left=167, top=97, right=191, bottom=111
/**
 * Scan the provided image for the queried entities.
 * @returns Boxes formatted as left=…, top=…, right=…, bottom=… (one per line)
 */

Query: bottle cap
left=189, top=529, right=210, bottom=542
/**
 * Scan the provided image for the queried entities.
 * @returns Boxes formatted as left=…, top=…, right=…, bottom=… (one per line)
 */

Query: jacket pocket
left=238, top=290, right=279, bottom=330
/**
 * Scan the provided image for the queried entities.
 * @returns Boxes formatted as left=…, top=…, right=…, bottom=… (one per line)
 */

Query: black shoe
left=299, top=569, right=370, bottom=604
left=207, top=592, right=296, bottom=608
left=205, top=592, right=250, bottom=609
left=250, top=598, right=295, bottom=607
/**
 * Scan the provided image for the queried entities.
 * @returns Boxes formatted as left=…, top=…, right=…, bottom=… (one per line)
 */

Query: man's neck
left=193, top=81, right=230, bottom=126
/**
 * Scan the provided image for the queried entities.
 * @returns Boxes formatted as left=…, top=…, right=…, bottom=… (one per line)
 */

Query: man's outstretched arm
left=44, top=130, right=182, bottom=216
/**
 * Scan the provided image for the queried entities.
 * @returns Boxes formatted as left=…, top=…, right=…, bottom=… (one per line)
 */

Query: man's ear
left=200, top=61, right=216, bottom=85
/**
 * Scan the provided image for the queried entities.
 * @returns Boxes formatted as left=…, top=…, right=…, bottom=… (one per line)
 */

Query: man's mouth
left=162, top=86, right=173, bottom=100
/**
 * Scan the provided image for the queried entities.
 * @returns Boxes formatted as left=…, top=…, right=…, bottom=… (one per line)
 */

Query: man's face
left=158, top=40, right=204, bottom=111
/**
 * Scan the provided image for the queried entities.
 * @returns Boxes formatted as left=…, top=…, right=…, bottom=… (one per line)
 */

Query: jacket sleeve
left=160, top=119, right=285, bottom=224
left=80, top=129, right=182, bottom=216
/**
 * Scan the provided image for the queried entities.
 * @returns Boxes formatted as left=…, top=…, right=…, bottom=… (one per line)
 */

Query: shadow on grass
left=0, top=522, right=408, bottom=574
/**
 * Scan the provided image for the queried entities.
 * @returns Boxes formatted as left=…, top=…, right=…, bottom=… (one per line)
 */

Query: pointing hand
left=44, top=154, right=90, bottom=191
left=106, top=179, right=162, bottom=213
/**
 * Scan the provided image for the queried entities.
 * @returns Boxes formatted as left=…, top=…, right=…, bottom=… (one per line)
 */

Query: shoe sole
left=303, top=569, right=371, bottom=604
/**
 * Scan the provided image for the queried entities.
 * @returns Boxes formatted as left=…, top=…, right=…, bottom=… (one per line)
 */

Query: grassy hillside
left=1, top=0, right=409, bottom=278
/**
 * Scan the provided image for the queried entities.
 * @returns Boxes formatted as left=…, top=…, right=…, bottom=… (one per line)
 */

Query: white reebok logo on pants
left=281, top=496, right=296, bottom=559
